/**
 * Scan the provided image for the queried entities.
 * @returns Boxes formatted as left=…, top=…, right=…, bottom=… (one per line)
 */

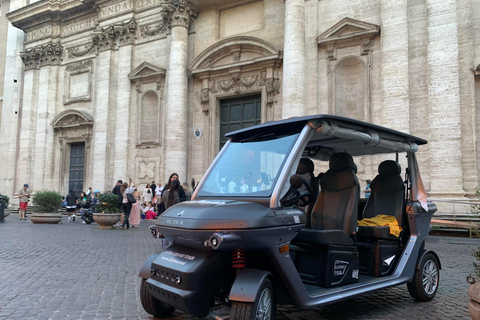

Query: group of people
left=64, top=187, right=100, bottom=222
left=111, top=173, right=192, bottom=230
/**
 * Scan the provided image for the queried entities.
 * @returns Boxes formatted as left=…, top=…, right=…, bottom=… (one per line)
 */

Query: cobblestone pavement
left=0, top=214, right=476, bottom=320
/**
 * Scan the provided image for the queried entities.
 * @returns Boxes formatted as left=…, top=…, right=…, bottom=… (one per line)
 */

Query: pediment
left=51, top=109, right=93, bottom=129
left=190, top=36, right=282, bottom=75
left=129, top=62, right=166, bottom=81
left=317, top=18, right=380, bottom=45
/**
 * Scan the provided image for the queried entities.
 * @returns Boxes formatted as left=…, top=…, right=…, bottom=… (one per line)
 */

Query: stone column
left=426, top=0, right=465, bottom=200
left=92, top=49, right=112, bottom=192
left=282, top=0, right=306, bottom=119
left=163, top=1, right=196, bottom=183
left=0, top=24, right=24, bottom=195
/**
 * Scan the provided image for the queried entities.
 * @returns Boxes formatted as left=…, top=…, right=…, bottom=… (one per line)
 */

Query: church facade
left=1, top=0, right=480, bottom=212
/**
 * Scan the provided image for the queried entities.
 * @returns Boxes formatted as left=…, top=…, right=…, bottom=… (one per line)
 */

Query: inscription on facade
left=63, top=18, right=98, bottom=36
left=27, top=26, right=60, bottom=41
left=100, top=0, right=134, bottom=18
left=99, top=0, right=160, bottom=18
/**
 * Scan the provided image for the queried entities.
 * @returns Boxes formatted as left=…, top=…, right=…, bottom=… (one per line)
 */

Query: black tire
left=230, top=278, right=276, bottom=320
left=407, top=252, right=440, bottom=301
left=140, top=278, right=175, bottom=318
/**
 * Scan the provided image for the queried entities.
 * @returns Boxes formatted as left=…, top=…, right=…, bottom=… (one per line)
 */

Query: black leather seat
left=296, top=158, right=319, bottom=228
left=295, top=153, right=359, bottom=246
left=357, top=160, right=405, bottom=240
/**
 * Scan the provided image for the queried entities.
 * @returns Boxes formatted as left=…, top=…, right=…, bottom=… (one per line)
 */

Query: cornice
left=7, top=0, right=97, bottom=31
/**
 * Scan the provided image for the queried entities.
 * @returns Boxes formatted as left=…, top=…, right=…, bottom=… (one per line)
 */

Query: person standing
left=150, top=181, right=157, bottom=197
left=162, top=180, right=180, bottom=210
left=121, top=180, right=135, bottom=230
left=165, top=173, right=187, bottom=202
left=365, top=179, right=372, bottom=199
left=66, top=190, right=77, bottom=222
left=143, top=184, right=153, bottom=204
left=17, top=184, right=30, bottom=220
left=130, top=186, right=141, bottom=228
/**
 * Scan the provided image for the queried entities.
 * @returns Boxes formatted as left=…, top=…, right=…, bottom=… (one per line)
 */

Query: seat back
left=311, top=153, right=359, bottom=235
left=363, top=160, right=405, bottom=225
left=296, top=158, right=319, bottom=226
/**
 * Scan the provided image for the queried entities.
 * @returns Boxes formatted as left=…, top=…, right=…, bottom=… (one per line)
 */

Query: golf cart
left=139, top=115, right=440, bottom=319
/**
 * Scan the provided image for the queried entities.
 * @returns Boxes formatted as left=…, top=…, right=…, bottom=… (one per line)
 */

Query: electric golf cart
left=139, top=115, right=440, bottom=319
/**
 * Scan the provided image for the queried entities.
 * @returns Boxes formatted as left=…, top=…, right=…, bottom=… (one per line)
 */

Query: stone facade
left=0, top=0, right=479, bottom=213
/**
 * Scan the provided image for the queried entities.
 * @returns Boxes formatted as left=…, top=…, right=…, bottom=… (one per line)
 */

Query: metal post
left=0, top=196, right=5, bottom=223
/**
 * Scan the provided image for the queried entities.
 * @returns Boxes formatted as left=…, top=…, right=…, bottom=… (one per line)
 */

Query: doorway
left=219, top=94, right=262, bottom=149
left=69, top=142, right=85, bottom=196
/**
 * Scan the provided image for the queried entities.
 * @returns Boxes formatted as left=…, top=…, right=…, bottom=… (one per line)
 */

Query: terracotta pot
left=31, top=213, right=62, bottom=224
left=470, top=281, right=480, bottom=320
left=93, top=213, right=121, bottom=229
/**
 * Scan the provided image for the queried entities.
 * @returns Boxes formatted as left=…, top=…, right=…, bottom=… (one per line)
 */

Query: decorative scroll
left=67, top=44, right=96, bottom=58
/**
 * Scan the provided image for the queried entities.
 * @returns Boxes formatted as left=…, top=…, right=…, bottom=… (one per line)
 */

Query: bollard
left=0, top=195, right=4, bottom=223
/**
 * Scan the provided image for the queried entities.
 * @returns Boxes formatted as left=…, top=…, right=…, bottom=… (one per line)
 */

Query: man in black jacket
left=112, top=180, right=124, bottom=213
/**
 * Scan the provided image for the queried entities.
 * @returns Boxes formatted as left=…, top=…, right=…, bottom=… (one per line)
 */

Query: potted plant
left=30, top=190, right=63, bottom=224
left=93, top=193, right=121, bottom=229
left=0, top=193, right=10, bottom=217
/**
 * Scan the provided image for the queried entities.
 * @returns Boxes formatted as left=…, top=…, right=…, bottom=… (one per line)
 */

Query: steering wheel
left=297, top=175, right=313, bottom=207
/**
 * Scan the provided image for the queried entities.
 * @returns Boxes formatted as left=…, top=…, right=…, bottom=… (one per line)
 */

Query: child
left=141, top=203, right=147, bottom=220
left=145, top=202, right=156, bottom=220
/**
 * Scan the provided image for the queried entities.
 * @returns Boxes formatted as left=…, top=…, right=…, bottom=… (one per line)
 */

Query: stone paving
left=0, top=214, right=476, bottom=320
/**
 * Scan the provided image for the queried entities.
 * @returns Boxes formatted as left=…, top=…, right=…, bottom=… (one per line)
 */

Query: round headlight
left=211, top=237, right=218, bottom=247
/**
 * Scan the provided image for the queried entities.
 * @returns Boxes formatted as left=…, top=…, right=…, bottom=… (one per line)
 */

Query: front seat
left=296, top=158, right=319, bottom=227
left=295, top=153, right=359, bottom=246
left=357, top=160, right=405, bottom=240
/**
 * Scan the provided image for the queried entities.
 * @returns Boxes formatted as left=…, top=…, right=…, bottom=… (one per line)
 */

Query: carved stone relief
left=161, top=0, right=197, bottom=30
left=20, top=43, right=63, bottom=70
left=138, top=161, right=155, bottom=179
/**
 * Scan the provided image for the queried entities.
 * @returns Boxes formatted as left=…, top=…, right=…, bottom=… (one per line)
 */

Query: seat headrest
left=378, top=160, right=401, bottom=175
left=329, top=153, right=355, bottom=171
left=297, top=158, right=314, bottom=175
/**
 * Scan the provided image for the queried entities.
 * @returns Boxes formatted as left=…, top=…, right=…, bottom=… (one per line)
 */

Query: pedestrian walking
left=66, top=190, right=77, bottom=222
left=143, top=184, right=153, bottom=204
left=17, top=184, right=30, bottom=220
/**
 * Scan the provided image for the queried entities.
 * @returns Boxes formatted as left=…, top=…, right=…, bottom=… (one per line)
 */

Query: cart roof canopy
left=225, top=115, right=427, bottom=156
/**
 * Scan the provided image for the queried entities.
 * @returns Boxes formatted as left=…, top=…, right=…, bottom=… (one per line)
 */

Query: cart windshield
left=196, top=133, right=299, bottom=197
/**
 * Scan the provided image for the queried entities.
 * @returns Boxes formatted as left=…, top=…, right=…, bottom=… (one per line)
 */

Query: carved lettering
left=27, top=27, right=51, bottom=41
left=63, top=18, right=98, bottom=36
left=100, top=0, right=133, bottom=18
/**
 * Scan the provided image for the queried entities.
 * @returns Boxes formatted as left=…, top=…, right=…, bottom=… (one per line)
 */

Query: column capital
left=20, top=43, right=63, bottom=70
left=162, top=0, right=197, bottom=30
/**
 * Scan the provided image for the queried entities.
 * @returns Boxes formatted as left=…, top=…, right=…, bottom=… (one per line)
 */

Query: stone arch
left=189, top=36, right=283, bottom=168
left=51, top=109, right=94, bottom=129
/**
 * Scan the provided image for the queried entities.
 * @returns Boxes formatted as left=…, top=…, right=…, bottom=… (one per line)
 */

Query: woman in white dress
left=143, top=184, right=153, bottom=204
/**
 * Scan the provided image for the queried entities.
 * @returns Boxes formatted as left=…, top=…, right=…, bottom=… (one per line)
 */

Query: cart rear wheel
left=230, top=278, right=275, bottom=320
left=140, top=278, right=175, bottom=317
left=407, top=253, right=440, bottom=301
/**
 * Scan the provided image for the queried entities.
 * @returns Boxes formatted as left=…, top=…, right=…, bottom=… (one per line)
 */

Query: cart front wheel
left=230, top=278, right=275, bottom=320
left=140, top=278, right=175, bottom=318
left=407, top=252, right=440, bottom=301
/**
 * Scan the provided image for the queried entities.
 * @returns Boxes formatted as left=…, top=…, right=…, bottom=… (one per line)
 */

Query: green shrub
left=95, top=193, right=120, bottom=213
left=32, top=190, right=63, bottom=213
left=0, top=193, right=10, bottom=208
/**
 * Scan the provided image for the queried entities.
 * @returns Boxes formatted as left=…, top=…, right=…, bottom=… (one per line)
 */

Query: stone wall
left=0, top=0, right=479, bottom=213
